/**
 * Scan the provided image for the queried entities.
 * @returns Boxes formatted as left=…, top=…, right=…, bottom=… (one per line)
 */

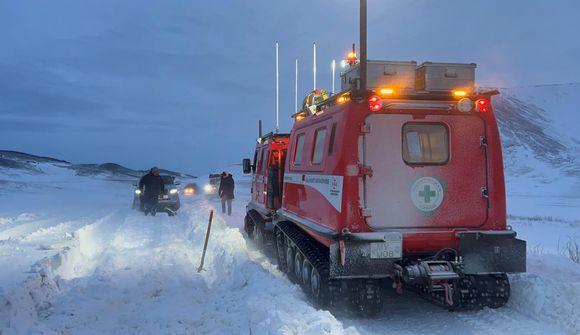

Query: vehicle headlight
left=169, top=188, right=178, bottom=194
left=204, top=184, right=213, bottom=193
left=135, top=189, right=142, bottom=195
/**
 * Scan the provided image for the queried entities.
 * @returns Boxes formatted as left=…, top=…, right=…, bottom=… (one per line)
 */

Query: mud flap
left=329, top=241, right=397, bottom=279
left=458, top=231, right=526, bottom=274
left=247, top=210, right=274, bottom=232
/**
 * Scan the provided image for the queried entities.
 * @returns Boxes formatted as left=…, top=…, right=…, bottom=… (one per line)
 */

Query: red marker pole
left=197, top=209, right=214, bottom=273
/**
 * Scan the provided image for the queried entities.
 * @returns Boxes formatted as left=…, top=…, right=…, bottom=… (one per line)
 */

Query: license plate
left=370, top=232, right=402, bottom=259
left=160, top=195, right=169, bottom=200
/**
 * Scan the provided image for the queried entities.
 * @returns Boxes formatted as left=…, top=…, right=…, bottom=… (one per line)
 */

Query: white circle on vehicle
left=410, top=177, right=445, bottom=212
left=457, top=98, right=473, bottom=113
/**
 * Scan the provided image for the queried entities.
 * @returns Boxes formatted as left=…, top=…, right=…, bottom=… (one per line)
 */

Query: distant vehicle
left=183, top=183, right=199, bottom=196
left=133, top=175, right=180, bottom=216
left=203, top=173, right=221, bottom=196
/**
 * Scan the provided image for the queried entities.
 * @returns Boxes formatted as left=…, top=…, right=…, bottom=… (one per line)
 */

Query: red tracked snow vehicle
left=243, top=58, right=526, bottom=314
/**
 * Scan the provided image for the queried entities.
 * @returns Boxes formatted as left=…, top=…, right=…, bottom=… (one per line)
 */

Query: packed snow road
left=1, top=165, right=579, bottom=334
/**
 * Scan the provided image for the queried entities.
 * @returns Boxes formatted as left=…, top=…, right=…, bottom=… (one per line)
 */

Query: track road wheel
left=274, top=228, right=288, bottom=272
left=310, top=267, right=329, bottom=307
left=286, top=243, right=295, bottom=278
left=302, top=260, right=312, bottom=288
left=294, top=252, right=303, bottom=282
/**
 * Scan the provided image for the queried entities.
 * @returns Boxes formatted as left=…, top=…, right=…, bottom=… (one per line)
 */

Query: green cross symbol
left=419, top=185, right=436, bottom=203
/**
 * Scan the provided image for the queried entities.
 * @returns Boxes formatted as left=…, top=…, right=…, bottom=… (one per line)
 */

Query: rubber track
left=276, top=221, right=341, bottom=307
left=246, top=212, right=275, bottom=249
left=456, top=274, right=510, bottom=310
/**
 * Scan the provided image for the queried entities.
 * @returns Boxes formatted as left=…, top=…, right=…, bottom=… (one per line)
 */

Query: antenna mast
left=313, top=42, right=317, bottom=90
left=275, top=41, right=279, bottom=132
left=331, top=59, right=336, bottom=95
left=360, top=0, right=367, bottom=91
left=295, top=59, right=298, bottom=113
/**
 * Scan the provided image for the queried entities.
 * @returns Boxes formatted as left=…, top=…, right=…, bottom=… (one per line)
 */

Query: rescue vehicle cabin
left=281, top=60, right=509, bottom=256
left=245, top=132, right=290, bottom=216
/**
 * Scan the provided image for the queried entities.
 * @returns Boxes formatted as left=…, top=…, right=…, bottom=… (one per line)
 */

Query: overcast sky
left=1, top=0, right=579, bottom=175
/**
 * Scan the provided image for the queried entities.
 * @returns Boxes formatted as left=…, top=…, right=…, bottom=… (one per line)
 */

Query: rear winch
left=402, top=261, right=459, bottom=286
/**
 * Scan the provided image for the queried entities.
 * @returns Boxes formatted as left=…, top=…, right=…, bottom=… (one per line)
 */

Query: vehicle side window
left=256, top=149, right=263, bottom=172
left=252, top=149, right=259, bottom=173
left=328, top=123, right=337, bottom=156
left=293, top=134, right=305, bottom=165
left=312, top=127, right=327, bottom=164
left=402, top=123, right=449, bottom=164
left=261, top=148, right=268, bottom=173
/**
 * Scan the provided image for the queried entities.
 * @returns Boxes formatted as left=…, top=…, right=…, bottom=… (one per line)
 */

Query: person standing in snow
left=218, top=171, right=235, bottom=216
left=138, top=166, right=165, bottom=216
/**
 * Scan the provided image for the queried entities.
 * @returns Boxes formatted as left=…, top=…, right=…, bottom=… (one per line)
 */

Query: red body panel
left=281, top=96, right=507, bottom=253
left=364, top=113, right=487, bottom=229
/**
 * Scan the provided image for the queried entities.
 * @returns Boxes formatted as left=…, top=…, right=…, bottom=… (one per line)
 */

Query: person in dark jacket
left=218, top=171, right=235, bottom=216
left=138, top=166, right=165, bottom=216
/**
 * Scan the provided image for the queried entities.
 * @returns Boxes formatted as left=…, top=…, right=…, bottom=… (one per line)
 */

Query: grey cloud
left=0, top=119, right=64, bottom=133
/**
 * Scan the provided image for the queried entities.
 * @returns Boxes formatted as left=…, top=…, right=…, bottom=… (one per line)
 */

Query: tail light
left=475, top=98, right=490, bottom=113
left=368, top=95, right=383, bottom=112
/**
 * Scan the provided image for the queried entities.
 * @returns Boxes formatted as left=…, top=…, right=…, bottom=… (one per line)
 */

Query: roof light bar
left=453, top=90, right=468, bottom=97
left=337, top=95, right=350, bottom=104
left=378, top=87, right=395, bottom=96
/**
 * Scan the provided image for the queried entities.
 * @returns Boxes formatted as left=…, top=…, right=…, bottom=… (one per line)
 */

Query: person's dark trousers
left=221, top=198, right=232, bottom=216
left=143, top=196, right=159, bottom=216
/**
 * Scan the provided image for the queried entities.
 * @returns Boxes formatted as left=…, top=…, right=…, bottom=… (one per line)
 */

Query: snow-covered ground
left=1, top=163, right=579, bottom=334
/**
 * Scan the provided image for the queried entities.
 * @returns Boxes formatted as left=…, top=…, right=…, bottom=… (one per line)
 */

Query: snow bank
left=0, top=241, right=73, bottom=333
left=182, top=204, right=359, bottom=335
left=510, top=258, right=580, bottom=335
left=1, top=199, right=358, bottom=334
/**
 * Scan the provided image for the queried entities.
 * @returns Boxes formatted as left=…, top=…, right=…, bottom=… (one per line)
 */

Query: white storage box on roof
left=341, top=60, right=417, bottom=91
left=416, top=62, right=476, bottom=92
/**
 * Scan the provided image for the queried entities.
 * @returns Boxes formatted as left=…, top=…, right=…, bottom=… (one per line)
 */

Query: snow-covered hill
left=493, top=84, right=580, bottom=220
left=0, top=150, right=196, bottom=180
